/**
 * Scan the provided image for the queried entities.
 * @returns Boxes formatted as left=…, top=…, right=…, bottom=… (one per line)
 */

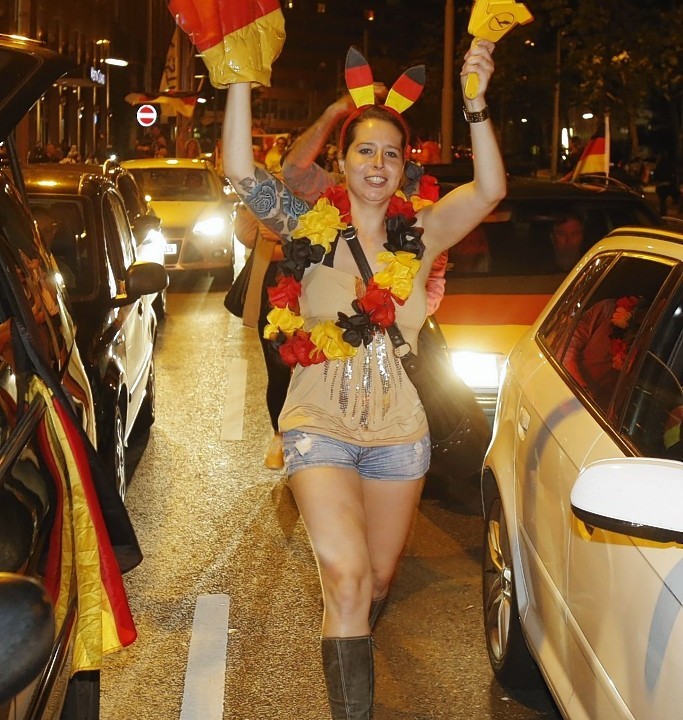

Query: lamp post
left=441, top=0, right=455, bottom=163
left=104, top=56, right=129, bottom=155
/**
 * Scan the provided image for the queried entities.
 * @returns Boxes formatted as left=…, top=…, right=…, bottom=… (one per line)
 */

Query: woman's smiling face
left=342, top=118, right=405, bottom=203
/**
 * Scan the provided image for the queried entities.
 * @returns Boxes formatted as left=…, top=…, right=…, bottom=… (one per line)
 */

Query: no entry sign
left=137, top=104, right=158, bottom=127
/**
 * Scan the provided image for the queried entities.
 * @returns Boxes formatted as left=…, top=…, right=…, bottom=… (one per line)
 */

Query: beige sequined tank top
left=278, top=263, right=429, bottom=445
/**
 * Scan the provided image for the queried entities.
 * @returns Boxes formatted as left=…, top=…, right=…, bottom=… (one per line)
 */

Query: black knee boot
left=321, top=635, right=374, bottom=719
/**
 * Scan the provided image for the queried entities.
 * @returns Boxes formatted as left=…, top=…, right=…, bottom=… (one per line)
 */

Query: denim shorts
left=282, top=430, right=431, bottom=481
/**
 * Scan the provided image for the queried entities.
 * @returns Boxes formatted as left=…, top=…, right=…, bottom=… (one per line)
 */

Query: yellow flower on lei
left=410, top=195, right=434, bottom=212
left=292, top=198, right=347, bottom=253
left=264, top=306, right=305, bottom=338
left=373, top=250, right=421, bottom=301
left=310, top=320, right=357, bottom=360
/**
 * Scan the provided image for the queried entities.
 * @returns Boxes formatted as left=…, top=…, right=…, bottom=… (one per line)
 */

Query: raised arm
left=420, top=39, right=506, bottom=256
left=284, top=94, right=356, bottom=171
left=222, top=83, right=310, bottom=239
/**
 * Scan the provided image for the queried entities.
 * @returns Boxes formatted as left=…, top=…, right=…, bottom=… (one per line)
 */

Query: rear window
left=28, top=197, right=97, bottom=297
left=128, top=168, right=218, bottom=202
left=444, top=196, right=659, bottom=297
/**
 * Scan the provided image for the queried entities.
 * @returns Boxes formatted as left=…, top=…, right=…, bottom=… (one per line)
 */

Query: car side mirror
left=113, top=261, right=168, bottom=306
left=571, top=457, right=683, bottom=544
left=0, top=574, right=55, bottom=704
left=132, top=214, right=161, bottom=244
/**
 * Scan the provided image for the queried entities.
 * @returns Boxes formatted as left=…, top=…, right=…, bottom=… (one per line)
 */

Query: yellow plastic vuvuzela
left=465, top=0, right=534, bottom=100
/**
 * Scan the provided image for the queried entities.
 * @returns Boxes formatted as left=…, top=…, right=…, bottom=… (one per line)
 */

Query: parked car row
left=0, top=33, right=154, bottom=720
left=23, top=165, right=167, bottom=500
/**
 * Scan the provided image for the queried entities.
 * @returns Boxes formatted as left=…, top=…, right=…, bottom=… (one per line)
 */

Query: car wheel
left=105, top=405, right=126, bottom=503
left=482, top=489, right=538, bottom=688
left=135, top=357, right=156, bottom=432
left=61, top=670, right=99, bottom=719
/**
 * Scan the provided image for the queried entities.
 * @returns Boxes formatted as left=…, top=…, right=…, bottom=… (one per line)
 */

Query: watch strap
left=463, top=105, right=490, bottom=123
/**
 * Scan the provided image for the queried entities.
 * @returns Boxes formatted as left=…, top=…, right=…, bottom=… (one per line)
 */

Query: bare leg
left=363, top=476, right=424, bottom=602
left=288, top=466, right=373, bottom=637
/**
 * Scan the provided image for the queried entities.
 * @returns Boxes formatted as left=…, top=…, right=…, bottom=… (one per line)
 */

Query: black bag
left=402, top=318, right=491, bottom=482
left=224, top=252, right=254, bottom=317
left=341, top=226, right=491, bottom=483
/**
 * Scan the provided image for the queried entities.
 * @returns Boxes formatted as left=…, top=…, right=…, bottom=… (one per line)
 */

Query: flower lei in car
left=264, top=174, right=439, bottom=367
left=609, top=295, right=639, bottom=370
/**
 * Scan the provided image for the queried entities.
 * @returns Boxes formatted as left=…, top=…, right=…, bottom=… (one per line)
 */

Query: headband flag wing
left=344, top=47, right=375, bottom=108
left=385, top=66, right=426, bottom=114
left=344, top=47, right=426, bottom=114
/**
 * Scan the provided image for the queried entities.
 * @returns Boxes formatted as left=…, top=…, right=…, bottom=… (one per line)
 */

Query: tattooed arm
left=222, top=83, right=309, bottom=240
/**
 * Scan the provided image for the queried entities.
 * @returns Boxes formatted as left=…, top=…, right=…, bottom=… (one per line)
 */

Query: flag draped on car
left=168, top=0, right=285, bottom=88
left=31, top=376, right=137, bottom=674
left=570, top=114, right=610, bottom=181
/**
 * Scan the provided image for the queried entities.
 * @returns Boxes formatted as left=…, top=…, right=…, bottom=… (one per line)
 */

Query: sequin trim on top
left=323, top=333, right=403, bottom=430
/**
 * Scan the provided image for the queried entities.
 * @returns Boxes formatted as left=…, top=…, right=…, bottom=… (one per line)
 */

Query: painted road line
left=180, top=594, right=231, bottom=720
left=221, top=357, right=248, bottom=440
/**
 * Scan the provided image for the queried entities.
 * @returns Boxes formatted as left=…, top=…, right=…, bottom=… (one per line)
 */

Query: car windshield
left=128, top=168, right=218, bottom=202
left=445, top=196, right=659, bottom=294
left=28, top=197, right=97, bottom=297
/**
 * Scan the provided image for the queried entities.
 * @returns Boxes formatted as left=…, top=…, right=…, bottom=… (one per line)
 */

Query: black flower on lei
left=337, top=301, right=375, bottom=348
left=384, top=214, right=425, bottom=259
left=280, top=238, right=326, bottom=281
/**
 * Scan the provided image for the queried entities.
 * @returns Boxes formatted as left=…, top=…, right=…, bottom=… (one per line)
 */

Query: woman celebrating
left=223, top=41, right=505, bottom=720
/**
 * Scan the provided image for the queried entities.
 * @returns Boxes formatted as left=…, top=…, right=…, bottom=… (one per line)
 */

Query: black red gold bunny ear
left=385, top=65, right=426, bottom=114
left=345, top=47, right=375, bottom=108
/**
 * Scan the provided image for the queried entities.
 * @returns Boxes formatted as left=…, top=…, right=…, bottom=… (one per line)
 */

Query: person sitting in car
left=551, top=212, right=585, bottom=271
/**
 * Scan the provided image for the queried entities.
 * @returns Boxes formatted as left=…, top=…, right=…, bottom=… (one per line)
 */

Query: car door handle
left=517, top=406, right=530, bottom=440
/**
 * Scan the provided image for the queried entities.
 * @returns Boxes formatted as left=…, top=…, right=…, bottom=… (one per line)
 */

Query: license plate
left=165, top=243, right=178, bottom=255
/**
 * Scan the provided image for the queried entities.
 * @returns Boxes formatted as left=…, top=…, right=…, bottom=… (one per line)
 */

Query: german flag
left=169, top=0, right=285, bottom=88
left=33, top=376, right=136, bottom=673
left=570, top=114, right=610, bottom=181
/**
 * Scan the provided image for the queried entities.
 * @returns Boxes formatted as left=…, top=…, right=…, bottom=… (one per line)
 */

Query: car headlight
left=193, top=217, right=226, bottom=237
left=450, top=351, right=504, bottom=391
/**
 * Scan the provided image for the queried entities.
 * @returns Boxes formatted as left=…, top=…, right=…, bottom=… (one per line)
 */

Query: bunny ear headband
left=339, top=47, right=426, bottom=157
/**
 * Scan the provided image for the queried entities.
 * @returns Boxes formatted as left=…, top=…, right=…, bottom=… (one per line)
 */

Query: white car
left=121, top=157, right=236, bottom=282
left=482, top=225, right=683, bottom=720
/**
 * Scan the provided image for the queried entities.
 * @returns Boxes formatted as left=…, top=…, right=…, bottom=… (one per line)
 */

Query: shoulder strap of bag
left=340, top=226, right=412, bottom=357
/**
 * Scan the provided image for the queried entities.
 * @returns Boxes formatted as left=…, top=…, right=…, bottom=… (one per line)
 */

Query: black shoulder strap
left=340, top=226, right=412, bottom=355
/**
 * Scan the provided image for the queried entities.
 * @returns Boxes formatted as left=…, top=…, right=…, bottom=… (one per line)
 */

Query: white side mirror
left=571, top=457, right=683, bottom=544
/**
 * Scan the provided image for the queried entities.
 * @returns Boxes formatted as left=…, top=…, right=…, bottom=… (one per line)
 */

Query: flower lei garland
left=609, top=295, right=639, bottom=370
left=264, top=174, right=439, bottom=367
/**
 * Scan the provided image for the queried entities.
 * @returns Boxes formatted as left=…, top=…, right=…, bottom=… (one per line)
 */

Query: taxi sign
left=137, top=104, right=158, bottom=127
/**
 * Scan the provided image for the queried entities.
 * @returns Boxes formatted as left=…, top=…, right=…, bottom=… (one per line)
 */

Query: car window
left=115, top=173, right=147, bottom=221
left=539, top=254, right=674, bottom=414
left=103, top=191, right=135, bottom=282
left=128, top=168, right=219, bottom=202
left=28, top=197, right=97, bottom=298
left=446, top=197, right=659, bottom=287
left=621, top=280, right=683, bottom=460
left=0, top=188, right=70, bottom=369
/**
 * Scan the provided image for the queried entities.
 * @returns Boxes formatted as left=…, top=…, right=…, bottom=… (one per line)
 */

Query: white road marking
left=180, top=594, right=231, bottom=720
left=221, top=358, right=248, bottom=440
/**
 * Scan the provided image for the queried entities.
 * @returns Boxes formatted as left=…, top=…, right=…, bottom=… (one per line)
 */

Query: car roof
left=22, top=165, right=116, bottom=197
left=0, top=34, right=73, bottom=140
left=597, top=225, right=683, bottom=255
left=121, top=158, right=214, bottom=170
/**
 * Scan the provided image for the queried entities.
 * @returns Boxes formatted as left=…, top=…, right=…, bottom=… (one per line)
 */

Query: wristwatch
left=463, top=106, right=490, bottom=123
